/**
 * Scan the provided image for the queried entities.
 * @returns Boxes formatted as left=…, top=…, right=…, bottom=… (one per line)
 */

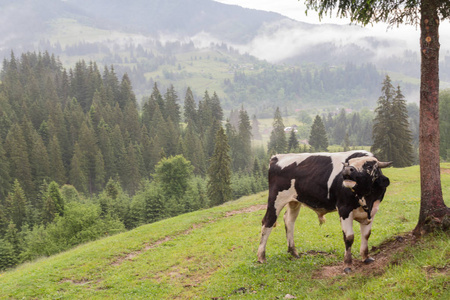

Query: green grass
left=1, top=165, right=449, bottom=299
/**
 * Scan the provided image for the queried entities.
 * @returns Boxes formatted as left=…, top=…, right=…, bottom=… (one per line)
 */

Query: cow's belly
left=297, top=194, right=336, bottom=212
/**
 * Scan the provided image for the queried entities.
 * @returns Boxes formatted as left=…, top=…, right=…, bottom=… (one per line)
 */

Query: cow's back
left=269, top=151, right=372, bottom=209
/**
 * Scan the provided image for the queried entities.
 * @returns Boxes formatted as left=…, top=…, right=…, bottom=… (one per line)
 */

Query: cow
left=257, top=150, right=391, bottom=273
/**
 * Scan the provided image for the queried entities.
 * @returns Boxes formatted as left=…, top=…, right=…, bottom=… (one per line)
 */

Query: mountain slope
left=66, top=0, right=286, bottom=44
left=1, top=166, right=449, bottom=299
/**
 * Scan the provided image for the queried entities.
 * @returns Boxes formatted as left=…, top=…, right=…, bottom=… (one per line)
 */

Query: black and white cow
left=257, top=150, right=391, bottom=272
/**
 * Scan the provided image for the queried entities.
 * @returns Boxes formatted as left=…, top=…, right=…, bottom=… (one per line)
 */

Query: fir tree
left=372, top=76, right=414, bottom=167
left=288, top=129, right=300, bottom=152
left=390, top=85, right=415, bottom=166
left=267, top=107, right=287, bottom=155
left=371, top=75, right=395, bottom=162
left=4, top=180, right=28, bottom=230
left=251, top=114, right=262, bottom=140
left=235, top=107, right=252, bottom=172
left=4, top=124, right=33, bottom=196
left=309, top=115, right=329, bottom=152
left=0, top=140, right=11, bottom=200
left=440, top=90, right=450, bottom=160
left=164, top=85, right=181, bottom=125
left=183, top=87, right=197, bottom=126
left=207, top=127, right=232, bottom=206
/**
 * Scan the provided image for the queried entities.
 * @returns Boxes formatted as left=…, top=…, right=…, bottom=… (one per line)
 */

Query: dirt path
left=110, top=204, right=267, bottom=267
left=313, top=232, right=417, bottom=279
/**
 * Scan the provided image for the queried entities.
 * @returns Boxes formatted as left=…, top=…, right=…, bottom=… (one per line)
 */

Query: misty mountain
left=0, top=0, right=288, bottom=48
left=0, top=0, right=434, bottom=111
left=65, top=0, right=286, bottom=44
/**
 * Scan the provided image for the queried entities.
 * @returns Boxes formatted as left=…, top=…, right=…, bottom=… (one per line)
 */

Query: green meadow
left=1, top=165, right=449, bottom=299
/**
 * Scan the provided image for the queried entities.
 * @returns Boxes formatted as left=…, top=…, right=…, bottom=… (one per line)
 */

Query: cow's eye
left=367, top=165, right=373, bottom=171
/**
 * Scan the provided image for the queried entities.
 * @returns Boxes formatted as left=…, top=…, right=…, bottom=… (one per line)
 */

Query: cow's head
left=342, top=157, right=392, bottom=193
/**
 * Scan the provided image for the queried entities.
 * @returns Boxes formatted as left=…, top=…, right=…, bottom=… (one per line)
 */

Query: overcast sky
left=214, top=0, right=450, bottom=54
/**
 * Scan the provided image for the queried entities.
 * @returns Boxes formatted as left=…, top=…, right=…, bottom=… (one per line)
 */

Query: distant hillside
left=66, top=0, right=285, bottom=44
left=0, top=0, right=437, bottom=112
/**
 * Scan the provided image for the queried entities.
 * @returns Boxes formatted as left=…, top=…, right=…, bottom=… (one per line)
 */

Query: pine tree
left=288, top=129, right=300, bottom=152
left=440, top=90, right=450, bottom=160
left=251, top=114, right=262, bottom=140
left=197, top=90, right=213, bottom=136
left=183, top=87, right=197, bottom=126
left=267, top=107, right=287, bottom=155
left=333, top=109, right=347, bottom=144
left=309, top=115, right=329, bottom=152
left=207, top=127, right=232, bottom=206
left=210, top=92, right=223, bottom=122
left=371, top=75, right=395, bottom=162
left=235, top=107, right=252, bottom=172
left=372, top=76, right=414, bottom=167
left=4, top=124, right=33, bottom=196
left=0, top=140, right=11, bottom=200
left=4, top=180, right=28, bottom=230
left=29, top=131, right=50, bottom=191
left=183, top=122, right=206, bottom=176
left=69, top=142, right=88, bottom=194
left=390, top=85, right=415, bottom=166
left=164, top=85, right=181, bottom=125
left=48, top=181, right=64, bottom=217
left=123, top=142, right=142, bottom=195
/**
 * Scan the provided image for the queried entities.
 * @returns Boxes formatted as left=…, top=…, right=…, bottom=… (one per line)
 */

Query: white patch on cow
left=274, top=150, right=371, bottom=171
left=340, top=212, right=354, bottom=238
left=274, top=179, right=297, bottom=216
left=274, top=153, right=309, bottom=169
left=340, top=212, right=355, bottom=265
left=347, top=156, right=378, bottom=172
left=359, top=222, right=373, bottom=260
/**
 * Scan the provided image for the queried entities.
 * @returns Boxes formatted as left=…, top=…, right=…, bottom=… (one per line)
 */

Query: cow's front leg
left=360, top=221, right=375, bottom=264
left=283, top=201, right=301, bottom=258
left=340, top=212, right=354, bottom=273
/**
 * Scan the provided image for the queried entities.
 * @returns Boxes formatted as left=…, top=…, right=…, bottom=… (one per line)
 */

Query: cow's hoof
left=364, top=257, right=375, bottom=264
left=344, top=267, right=352, bottom=274
left=288, top=247, right=300, bottom=259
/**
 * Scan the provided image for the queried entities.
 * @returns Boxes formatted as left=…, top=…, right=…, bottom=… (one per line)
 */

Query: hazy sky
left=214, top=0, right=450, bottom=54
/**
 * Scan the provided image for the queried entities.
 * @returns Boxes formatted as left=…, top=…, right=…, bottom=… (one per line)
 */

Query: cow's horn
left=378, top=161, right=393, bottom=168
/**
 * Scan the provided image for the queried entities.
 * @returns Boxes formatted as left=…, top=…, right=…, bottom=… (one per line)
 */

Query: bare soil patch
left=225, top=204, right=267, bottom=217
left=312, top=232, right=417, bottom=279
left=441, top=168, right=450, bottom=175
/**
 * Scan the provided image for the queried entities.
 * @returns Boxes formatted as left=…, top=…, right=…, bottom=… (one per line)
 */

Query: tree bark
left=415, top=0, right=450, bottom=235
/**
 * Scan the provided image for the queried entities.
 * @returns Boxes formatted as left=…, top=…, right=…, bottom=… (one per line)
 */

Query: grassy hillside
left=1, top=165, right=449, bottom=299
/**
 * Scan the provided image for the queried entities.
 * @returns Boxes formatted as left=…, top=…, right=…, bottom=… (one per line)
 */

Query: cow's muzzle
left=342, top=163, right=357, bottom=189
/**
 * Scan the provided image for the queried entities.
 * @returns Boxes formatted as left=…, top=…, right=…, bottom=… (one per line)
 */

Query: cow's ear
left=376, top=175, right=390, bottom=188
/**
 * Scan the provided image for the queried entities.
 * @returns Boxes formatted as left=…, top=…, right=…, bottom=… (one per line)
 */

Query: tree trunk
left=414, top=0, right=450, bottom=235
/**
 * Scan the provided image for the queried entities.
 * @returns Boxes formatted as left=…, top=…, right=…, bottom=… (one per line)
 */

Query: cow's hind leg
left=258, top=181, right=297, bottom=263
left=257, top=206, right=276, bottom=263
left=284, top=201, right=301, bottom=258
